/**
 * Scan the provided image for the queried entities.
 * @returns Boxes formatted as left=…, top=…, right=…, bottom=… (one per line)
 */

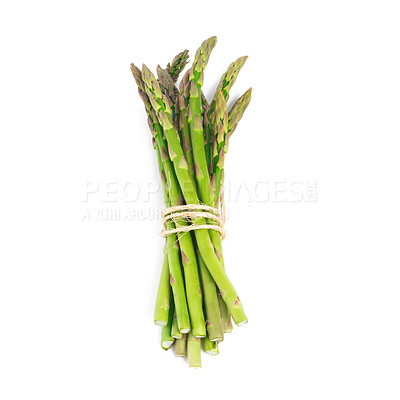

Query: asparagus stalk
left=171, top=311, right=183, bottom=339
left=174, top=334, right=187, bottom=357
left=177, top=93, right=195, bottom=178
left=188, top=36, right=217, bottom=206
left=161, top=297, right=175, bottom=350
left=154, top=243, right=171, bottom=326
left=202, top=94, right=213, bottom=172
left=187, top=332, right=202, bottom=368
left=165, top=214, right=190, bottom=333
left=204, top=336, right=219, bottom=355
left=218, top=293, right=229, bottom=332
left=198, top=251, right=223, bottom=341
left=178, top=70, right=196, bottom=175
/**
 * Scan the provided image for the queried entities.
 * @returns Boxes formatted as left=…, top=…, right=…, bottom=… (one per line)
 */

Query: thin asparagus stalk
left=218, top=293, right=229, bottom=332
left=174, top=333, right=187, bottom=357
left=202, top=94, right=213, bottom=172
left=188, top=36, right=217, bottom=206
left=171, top=311, right=183, bottom=339
left=187, top=332, right=202, bottom=368
left=161, top=297, right=175, bottom=350
left=154, top=243, right=171, bottom=326
left=204, top=336, right=219, bottom=355
left=177, top=93, right=195, bottom=178
left=141, top=63, right=247, bottom=326
left=165, top=216, right=190, bottom=333
left=211, top=89, right=228, bottom=207
left=198, top=251, right=223, bottom=341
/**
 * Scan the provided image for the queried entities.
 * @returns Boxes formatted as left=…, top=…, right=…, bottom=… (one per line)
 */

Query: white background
left=1, top=0, right=399, bottom=399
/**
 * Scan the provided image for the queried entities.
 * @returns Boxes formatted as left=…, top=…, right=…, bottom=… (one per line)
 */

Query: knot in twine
left=160, top=191, right=226, bottom=240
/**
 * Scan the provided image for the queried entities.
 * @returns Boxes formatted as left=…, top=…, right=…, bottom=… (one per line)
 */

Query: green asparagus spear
left=204, top=336, right=219, bottom=355
left=154, top=243, right=171, bottom=326
left=161, top=297, right=175, bottom=350
left=198, top=251, right=223, bottom=341
left=171, top=311, right=183, bottom=339
left=188, top=36, right=217, bottom=206
left=211, top=89, right=228, bottom=203
left=188, top=332, right=202, bottom=368
left=174, top=333, right=187, bottom=357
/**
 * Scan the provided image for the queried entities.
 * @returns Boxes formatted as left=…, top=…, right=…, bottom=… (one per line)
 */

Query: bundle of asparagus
left=131, top=37, right=251, bottom=367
